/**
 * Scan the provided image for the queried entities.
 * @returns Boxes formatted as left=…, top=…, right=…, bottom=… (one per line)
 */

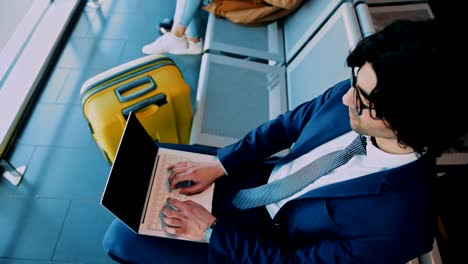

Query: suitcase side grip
left=116, top=76, right=156, bottom=102
left=122, top=93, right=167, bottom=118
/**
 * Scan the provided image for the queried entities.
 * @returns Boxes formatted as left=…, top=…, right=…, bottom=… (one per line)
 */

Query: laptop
left=101, top=112, right=216, bottom=242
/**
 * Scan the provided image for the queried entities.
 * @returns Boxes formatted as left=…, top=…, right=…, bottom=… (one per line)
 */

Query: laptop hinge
left=141, top=153, right=160, bottom=224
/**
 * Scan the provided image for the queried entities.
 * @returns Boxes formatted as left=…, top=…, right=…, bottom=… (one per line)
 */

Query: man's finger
left=162, top=204, right=181, bottom=217
left=167, top=161, right=189, bottom=170
left=164, top=226, right=178, bottom=235
left=169, top=174, right=192, bottom=190
left=168, top=169, right=190, bottom=184
left=163, top=217, right=183, bottom=227
left=166, top=197, right=185, bottom=209
left=168, top=166, right=190, bottom=175
left=179, top=184, right=203, bottom=195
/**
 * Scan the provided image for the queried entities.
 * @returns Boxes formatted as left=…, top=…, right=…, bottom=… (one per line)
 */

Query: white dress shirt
left=266, top=131, right=418, bottom=218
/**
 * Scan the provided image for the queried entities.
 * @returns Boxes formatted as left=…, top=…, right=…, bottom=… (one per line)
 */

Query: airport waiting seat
left=191, top=0, right=363, bottom=147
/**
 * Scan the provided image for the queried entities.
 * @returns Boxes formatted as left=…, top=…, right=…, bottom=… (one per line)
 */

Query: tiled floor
left=0, top=1, right=206, bottom=263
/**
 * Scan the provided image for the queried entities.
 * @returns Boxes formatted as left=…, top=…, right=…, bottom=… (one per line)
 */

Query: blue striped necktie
left=233, top=135, right=367, bottom=210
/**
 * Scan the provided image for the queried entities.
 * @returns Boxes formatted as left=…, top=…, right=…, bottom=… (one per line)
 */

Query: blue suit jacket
left=211, top=80, right=437, bottom=263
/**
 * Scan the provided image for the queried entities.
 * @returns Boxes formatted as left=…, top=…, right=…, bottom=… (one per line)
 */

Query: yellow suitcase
left=80, top=54, right=192, bottom=164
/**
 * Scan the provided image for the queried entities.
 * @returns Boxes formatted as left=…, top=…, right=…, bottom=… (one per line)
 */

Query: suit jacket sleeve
left=217, top=80, right=350, bottom=175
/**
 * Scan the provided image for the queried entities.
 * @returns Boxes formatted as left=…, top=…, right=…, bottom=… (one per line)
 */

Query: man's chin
left=350, top=123, right=363, bottom=135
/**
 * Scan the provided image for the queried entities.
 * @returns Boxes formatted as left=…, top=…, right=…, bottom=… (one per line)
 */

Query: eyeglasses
left=350, top=67, right=372, bottom=116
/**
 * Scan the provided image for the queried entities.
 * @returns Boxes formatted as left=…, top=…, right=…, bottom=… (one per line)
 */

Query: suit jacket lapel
left=297, top=170, right=386, bottom=199
left=277, top=96, right=351, bottom=166
left=290, top=155, right=432, bottom=200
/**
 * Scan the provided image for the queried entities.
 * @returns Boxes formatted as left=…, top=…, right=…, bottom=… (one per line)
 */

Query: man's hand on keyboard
left=162, top=197, right=216, bottom=241
left=167, top=160, right=225, bottom=195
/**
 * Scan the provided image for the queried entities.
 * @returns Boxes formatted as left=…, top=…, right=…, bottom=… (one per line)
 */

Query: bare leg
left=171, top=23, right=187, bottom=38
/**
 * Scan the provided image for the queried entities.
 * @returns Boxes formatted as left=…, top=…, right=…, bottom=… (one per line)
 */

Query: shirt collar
left=364, top=135, right=418, bottom=168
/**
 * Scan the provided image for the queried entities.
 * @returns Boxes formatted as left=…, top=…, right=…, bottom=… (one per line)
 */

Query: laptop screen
left=101, top=112, right=158, bottom=233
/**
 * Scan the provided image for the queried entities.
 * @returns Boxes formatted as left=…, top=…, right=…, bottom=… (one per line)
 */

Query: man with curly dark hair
left=105, top=19, right=466, bottom=264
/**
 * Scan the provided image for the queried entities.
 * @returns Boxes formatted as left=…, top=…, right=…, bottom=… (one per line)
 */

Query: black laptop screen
left=101, top=112, right=158, bottom=233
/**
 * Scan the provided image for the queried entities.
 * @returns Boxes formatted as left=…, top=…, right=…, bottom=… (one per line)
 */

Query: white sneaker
left=159, top=27, right=203, bottom=55
left=186, top=39, right=203, bottom=55
left=142, top=33, right=188, bottom=55
left=159, top=27, right=169, bottom=34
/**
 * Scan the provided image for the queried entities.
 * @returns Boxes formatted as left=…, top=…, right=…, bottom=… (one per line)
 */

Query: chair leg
left=1, top=158, right=25, bottom=186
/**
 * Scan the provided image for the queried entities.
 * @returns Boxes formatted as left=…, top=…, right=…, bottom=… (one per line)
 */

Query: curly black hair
left=346, top=19, right=467, bottom=156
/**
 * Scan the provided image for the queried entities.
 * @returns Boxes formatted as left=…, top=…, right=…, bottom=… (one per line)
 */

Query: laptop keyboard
left=147, top=154, right=192, bottom=231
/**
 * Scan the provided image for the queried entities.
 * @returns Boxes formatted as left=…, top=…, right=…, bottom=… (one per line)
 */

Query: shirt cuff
left=215, top=157, right=228, bottom=176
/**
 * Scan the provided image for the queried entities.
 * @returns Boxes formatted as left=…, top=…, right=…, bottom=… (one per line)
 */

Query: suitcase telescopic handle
left=115, top=76, right=157, bottom=102
left=122, top=93, right=168, bottom=118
